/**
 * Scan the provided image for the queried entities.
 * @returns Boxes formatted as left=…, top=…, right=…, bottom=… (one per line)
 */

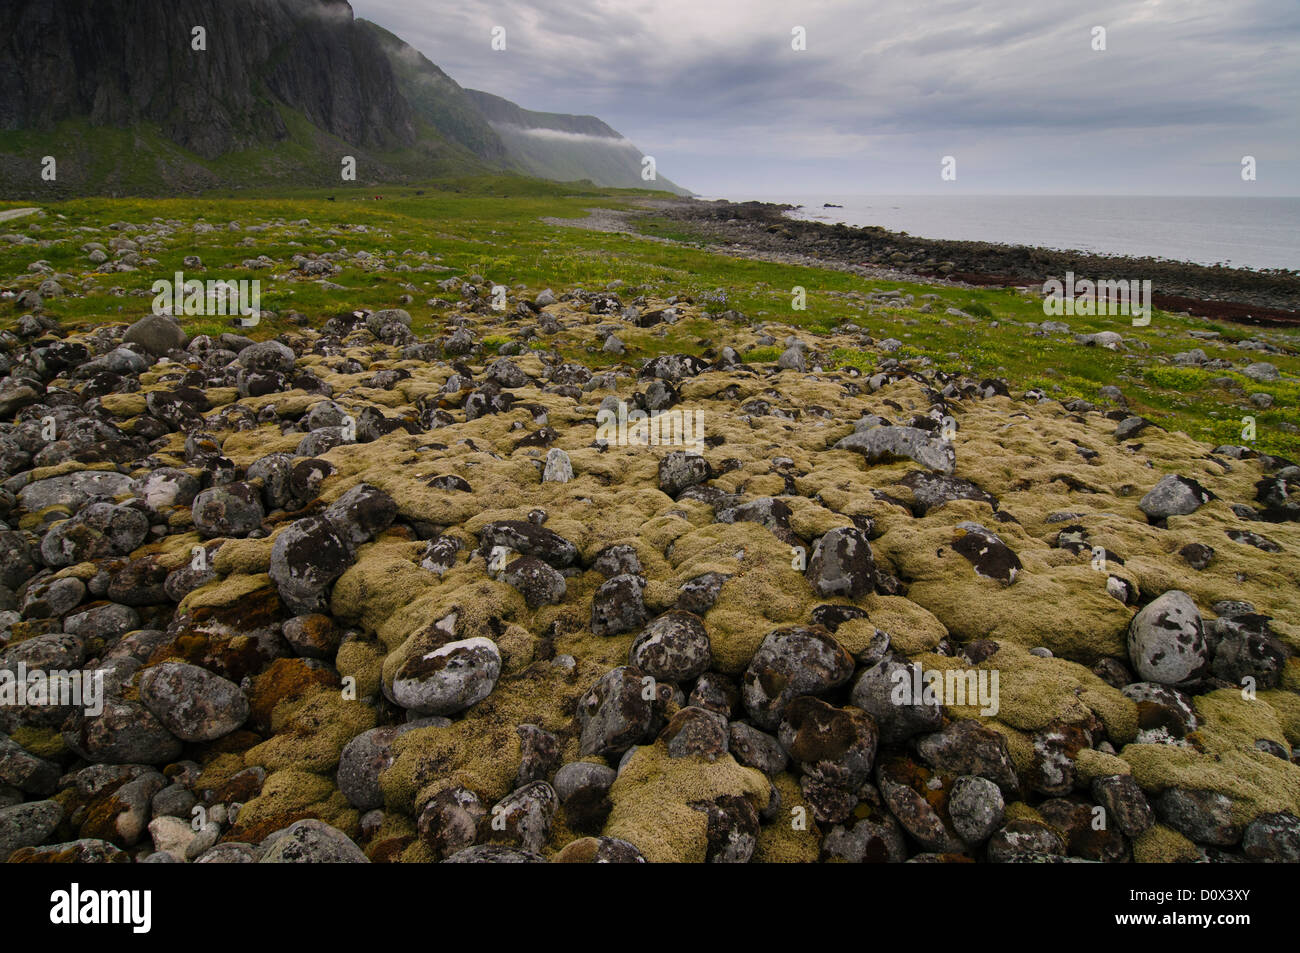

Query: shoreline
left=644, top=197, right=1300, bottom=326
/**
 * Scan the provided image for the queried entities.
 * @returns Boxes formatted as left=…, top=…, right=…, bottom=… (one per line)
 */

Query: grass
left=2, top=175, right=1297, bottom=457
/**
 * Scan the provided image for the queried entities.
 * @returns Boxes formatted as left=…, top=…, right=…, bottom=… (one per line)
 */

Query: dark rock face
left=914, top=720, right=1021, bottom=797
left=777, top=696, right=878, bottom=790
left=478, top=520, right=578, bottom=568
left=986, top=818, right=1066, bottom=862
left=690, top=793, right=760, bottom=863
left=806, top=526, right=877, bottom=598
left=1092, top=774, right=1154, bottom=838
left=268, top=515, right=356, bottom=615
left=502, top=556, right=567, bottom=608
left=660, top=706, right=729, bottom=760
left=728, top=723, right=788, bottom=776
left=0, top=0, right=417, bottom=163
left=191, top=482, right=264, bottom=539
left=898, top=471, right=997, bottom=515
left=1242, top=812, right=1300, bottom=862
left=138, top=661, right=249, bottom=742
left=590, top=573, right=649, bottom=637
left=554, top=836, right=645, bottom=863
left=628, top=610, right=712, bottom=682
left=952, top=522, right=1021, bottom=584
left=1209, top=613, right=1289, bottom=688
left=554, top=762, right=616, bottom=834
left=1156, top=788, right=1243, bottom=847
left=63, top=700, right=183, bottom=766
left=486, top=782, right=558, bottom=853
left=338, top=726, right=406, bottom=812
left=672, top=571, right=728, bottom=616
left=259, top=819, right=368, bottom=863
left=875, top=753, right=963, bottom=852
left=658, top=451, right=712, bottom=496
left=323, top=483, right=396, bottom=546
left=1123, top=682, right=1199, bottom=744
left=577, top=666, right=668, bottom=756
left=417, top=786, right=486, bottom=860
left=741, top=626, right=854, bottom=730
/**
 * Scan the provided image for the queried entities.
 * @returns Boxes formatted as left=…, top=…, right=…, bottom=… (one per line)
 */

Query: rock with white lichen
left=0, top=262, right=1294, bottom=868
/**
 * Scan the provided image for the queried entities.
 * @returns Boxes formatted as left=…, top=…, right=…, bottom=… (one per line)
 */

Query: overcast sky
left=349, top=0, right=1299, bottom=197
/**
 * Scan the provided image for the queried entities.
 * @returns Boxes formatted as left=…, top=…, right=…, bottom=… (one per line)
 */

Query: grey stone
left=628, top=610, right=712, bottom=681
left=1127, top=590, right=1209, bottom=686
left=123, top=312, right=188, bottom=356
left=835, top=425, right=955, bottom=474
left=1139, top=474, right=1214, bottom=520
left=138, top=662, right=249, bottom=742
left=387, top=637, right=501, bottom=715
left=259, top=819, right=369, bottom=863
left=948, top=775, right=1005, bottom=844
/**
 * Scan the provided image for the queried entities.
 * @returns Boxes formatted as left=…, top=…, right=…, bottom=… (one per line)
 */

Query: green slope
left=465, top=89, right=690, bottom=195
left=356, top=20, right=510, bottom=167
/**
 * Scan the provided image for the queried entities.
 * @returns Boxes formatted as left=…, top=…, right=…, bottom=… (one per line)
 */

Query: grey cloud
left=349, top=0, right=1300, bottom=195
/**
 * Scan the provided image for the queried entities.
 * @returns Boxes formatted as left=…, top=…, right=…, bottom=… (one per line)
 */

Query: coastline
left=642, top=197, right=1300, bottom=326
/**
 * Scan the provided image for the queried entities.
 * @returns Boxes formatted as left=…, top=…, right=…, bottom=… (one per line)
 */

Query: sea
left=701, top=194, right=1300, bottom=272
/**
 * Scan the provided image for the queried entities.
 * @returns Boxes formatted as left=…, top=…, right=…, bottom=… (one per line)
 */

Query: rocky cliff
left=0, top=0, right=685, bottom=196
left=465, top=89, right=690, bottom=195
left=357, top=20, right=509, bottom=166
left=0, top=0, right=415, bottom=157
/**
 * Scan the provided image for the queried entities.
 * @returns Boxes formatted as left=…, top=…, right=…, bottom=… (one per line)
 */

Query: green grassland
left=1, top=176, right=1296, bottom=456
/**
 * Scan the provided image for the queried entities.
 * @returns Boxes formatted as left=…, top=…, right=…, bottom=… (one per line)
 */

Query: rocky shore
left=0, top=261, right=1298, bottom=863
left=649, top=199, right=1300, bottom=324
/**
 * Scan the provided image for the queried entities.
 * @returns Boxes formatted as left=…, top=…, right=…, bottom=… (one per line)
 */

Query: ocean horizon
left=700, top=194, right=1300, bottom=273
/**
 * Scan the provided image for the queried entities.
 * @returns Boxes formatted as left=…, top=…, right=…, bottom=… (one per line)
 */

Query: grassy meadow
left=2, top=176, right=1296, bottom=457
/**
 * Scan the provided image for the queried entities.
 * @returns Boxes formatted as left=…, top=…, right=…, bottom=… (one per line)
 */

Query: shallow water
left=702, top=194, right=1300, bottom=272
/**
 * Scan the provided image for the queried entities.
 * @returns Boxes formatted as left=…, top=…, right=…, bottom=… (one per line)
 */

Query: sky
left=348, top=0, right=1300, bottom=198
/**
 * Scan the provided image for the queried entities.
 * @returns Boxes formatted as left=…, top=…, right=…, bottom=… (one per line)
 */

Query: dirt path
left=0, top=207, right=39, bottom=223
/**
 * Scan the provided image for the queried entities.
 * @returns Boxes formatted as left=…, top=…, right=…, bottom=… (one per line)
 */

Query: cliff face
left=464, top=89, right=623, bottom=139
left=465, top=90, right=690, bottom=195
left=0, top=0, right=687, bottom=195
left=357, top=20, right=508, bottom=165
left=0, top=0, right=416, bottom=158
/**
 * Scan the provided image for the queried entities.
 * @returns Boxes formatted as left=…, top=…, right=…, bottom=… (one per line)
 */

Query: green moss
left=223, top=768, right=358, bottom=843
left=753, top=772, right=821, bottom=863
left=604, top=743, right=770, bottom=863
left=1122, top=689, right=1300, bottom=824
left=1132, top=823, right=1201, bottom=863
left=741, top=346, right=781, bottom=363
left=245, top=687, right=377, bottom=774
left=920, top=642, right=1137, bottom=743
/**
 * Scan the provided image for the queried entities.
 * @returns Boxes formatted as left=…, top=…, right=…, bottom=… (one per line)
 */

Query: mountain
left=0, top=0, right=685, bottom=196
left=360, top=22, right=689, bottom=195
left=0, top=0, right=412, bottom=156
left=0, top=0, right=486, bottom=195
left=463, top=90, right=690, bottom=196
left=355, top=20, right=508, bottom=167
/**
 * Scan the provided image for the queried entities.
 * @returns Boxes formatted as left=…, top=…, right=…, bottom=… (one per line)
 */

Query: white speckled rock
left=388, top=637, right=502, bottom=715
left=1127, top=590, right=1209, bottom=686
